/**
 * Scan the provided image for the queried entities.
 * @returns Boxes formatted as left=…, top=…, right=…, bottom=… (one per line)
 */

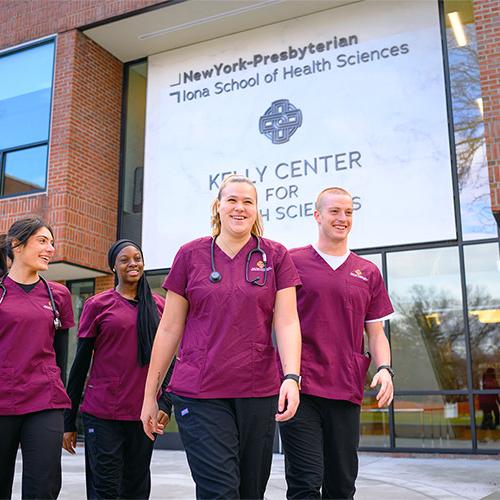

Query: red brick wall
left=0, top=1, right=169, bottom=273
left=50, top=30, right=123, bottom=271
left=95, top=275, right=115, bottom=294
left=473, top=0, right=500, bottom=222
left=0, top=29, right=123, bottom=273
left=0, top=0, right=166, bottom=52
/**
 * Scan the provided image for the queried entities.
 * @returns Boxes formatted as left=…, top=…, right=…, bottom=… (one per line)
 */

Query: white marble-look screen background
left=143, top=0, right=455, bottom=270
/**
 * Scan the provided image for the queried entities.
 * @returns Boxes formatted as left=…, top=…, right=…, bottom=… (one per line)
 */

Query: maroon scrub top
left=163, top=236, right=301, bottom=399
left=0, top=276, right=75, bottom=415
left=78, top=290, right=165, bottom=420
left=291, top=246, right=393, bottom=405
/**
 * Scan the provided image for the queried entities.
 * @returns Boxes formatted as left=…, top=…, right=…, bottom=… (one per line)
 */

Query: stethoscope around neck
left=210, top=235, right=268, bottom=287
left=0, top=274, right=62, bottom=330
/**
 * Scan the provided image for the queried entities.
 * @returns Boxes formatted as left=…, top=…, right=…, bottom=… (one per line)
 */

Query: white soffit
left=41, top=262, right=108, bottom=282
left=83, top=0, right=360, bottom=62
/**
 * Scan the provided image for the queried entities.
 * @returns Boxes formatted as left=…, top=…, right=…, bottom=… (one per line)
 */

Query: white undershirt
left=313, top=245, right=350, bottom=270
left=312, top=244, right=392, bottom=324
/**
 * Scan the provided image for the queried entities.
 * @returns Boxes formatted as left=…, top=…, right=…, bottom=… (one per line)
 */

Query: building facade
left=0, top=0, right=498, bottom=454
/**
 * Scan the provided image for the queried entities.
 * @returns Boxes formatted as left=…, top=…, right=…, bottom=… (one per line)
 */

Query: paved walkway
left=12, top=449, right=500, bottom=499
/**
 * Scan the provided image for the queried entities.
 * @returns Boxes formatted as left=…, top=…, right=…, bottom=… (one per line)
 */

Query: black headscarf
left=108, top=240, right=160, bottom=366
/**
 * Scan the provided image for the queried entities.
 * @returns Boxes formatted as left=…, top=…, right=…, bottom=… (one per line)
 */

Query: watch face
left=284, top=374, right=301, bottom=386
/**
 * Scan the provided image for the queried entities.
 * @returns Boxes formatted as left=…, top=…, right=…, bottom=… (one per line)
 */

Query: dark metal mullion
left=1, top=139, right=48, bottom=155
left=359, top=447, right=497, bottom=455
left=117, top=61, right=133, bottom=240
left=0, top=151, right=4, bottom=196
left=378, top=390, right=470, bottom=396
left=380, top=249, right=396, bottom=449
left=458, top=243, right=478, bottom=450
left=438, top=0, right=479, bottom=451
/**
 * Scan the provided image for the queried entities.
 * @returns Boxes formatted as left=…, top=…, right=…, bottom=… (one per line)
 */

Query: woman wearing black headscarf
left=63, top=240, right=173, bottom=500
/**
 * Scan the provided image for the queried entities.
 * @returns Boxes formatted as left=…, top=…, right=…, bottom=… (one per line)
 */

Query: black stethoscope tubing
left=0, top=274, right=62, bottom=330
left=210, top=235, right=268, bottom=287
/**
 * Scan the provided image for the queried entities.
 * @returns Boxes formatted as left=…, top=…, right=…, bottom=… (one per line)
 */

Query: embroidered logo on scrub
left=88, top=428, right=94, bottom=433
left=350, top=269, right=368, bottom=282
left=180, top=408, right=189, bottom=416
left=251, top=261, right=273, bottom=272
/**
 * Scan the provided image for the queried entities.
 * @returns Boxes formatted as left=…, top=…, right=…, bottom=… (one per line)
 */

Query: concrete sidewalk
left=13, top=449, right=500, bottom=499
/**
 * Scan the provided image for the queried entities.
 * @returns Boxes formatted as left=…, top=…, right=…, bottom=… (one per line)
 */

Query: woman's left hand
left=275, top=379, right=300, bottom=422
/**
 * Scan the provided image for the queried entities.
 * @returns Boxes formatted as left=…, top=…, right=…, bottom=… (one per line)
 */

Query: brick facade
left=49, top=30, right=122, bottom=271
left=0, top=0, right=166, bottom=273
left=95, top=274, right=115, bottom=295
left=0, top=0, right=498, bottom=278
left=0, top=29, right=123, bottom=272
left=0, top=0, right=166, bottom=52
left=473, top=0, right=500, bottom=223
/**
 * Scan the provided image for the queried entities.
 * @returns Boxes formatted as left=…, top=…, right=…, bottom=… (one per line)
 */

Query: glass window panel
left=360, top=395, right=390, bottom=448
left=387, top=247, right=467, bottom=390
left=359, top=253, right=382, bottom=272
left=146, top=273, right=167, bottom=297
left=0, top=42, right=54, bottom=150
left=120, top=61, right=147, bottom=243
left=67, top=279, right=95, bottom=440
left=394, top=395, right=472, bottom=449
left=464, top=243, right=500, bottom=388
left=2, top=145, right=48, bottom=195
left=360, top=254, right=385, bottom=388
left=444, top=1, right=497, bottom=240
left=67, top=280, right=95, bottom=379
left=475, top=393, right=500, bottom=450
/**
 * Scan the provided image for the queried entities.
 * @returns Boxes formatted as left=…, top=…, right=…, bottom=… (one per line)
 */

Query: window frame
left=0, top=37, right=56, bottom=199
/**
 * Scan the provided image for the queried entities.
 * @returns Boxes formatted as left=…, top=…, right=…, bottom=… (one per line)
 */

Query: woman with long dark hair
left=0, top=216, right=75, bottom=499
left=63, top=240, right=173, bottom=500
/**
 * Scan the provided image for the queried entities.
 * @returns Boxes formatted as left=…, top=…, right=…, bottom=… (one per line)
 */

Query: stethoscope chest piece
left=209, top=236, right=267, bottom=287
left=209, top=271, right=222, bottom=283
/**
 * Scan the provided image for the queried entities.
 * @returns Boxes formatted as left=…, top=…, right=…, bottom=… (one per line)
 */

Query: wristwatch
left=376, top=365, right=395, bottom=378
left=284, top=373, right=302, bottom=389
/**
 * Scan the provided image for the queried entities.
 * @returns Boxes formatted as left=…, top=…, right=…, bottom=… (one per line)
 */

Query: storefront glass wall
left=121, top=0, right=499, bottom=452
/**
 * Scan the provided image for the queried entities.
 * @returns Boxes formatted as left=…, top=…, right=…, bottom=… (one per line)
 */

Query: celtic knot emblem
left=259, top=99, right=303, bottom=144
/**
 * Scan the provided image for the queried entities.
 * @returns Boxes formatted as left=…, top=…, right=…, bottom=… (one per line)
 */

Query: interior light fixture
left=476, top=97, right=483, bottom=117
left=448, top=11, right=467, bottom=47
left=138, top=0, right=286, bottom=40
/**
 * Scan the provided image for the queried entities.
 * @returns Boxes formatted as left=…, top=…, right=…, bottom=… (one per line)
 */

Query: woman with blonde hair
left=141, top=175, right=302, bottom=499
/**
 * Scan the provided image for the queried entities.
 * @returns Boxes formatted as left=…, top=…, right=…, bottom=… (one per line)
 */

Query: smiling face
left=217, top=181, right=258, bottom=239
left=314, top=191, right=353, bottom=245
left=114, top=245, right=144, bottom=286
left=12, top=227, right=55, bottom=273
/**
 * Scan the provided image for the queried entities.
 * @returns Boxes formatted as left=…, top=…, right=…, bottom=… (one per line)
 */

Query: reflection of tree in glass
left=447, top=25, right=483, bottom=189
left=466, top=285, right=500, bottom=387
left=391, top=285, right=467, bottom=390
left=391, top=283, right=500, bottom=390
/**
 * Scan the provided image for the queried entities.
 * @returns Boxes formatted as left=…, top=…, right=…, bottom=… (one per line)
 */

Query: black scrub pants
left=82, top=413, right=155, bottom=500
left=279, top=395, right=360, bottom=500
left=171, top=394, right=278, bottom=500
left=0, top=409, right=64, bottom=500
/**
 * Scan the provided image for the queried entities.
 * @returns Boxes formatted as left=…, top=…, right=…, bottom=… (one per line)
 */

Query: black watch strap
left=376, top=365, right=395, bottom=378
left=283, top=373, right=302, bottom=388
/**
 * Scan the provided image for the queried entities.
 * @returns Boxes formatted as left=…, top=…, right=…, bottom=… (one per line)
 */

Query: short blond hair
left=210, top=175, right=264, bottom=237
left=315, top=187, right=352, bottom=211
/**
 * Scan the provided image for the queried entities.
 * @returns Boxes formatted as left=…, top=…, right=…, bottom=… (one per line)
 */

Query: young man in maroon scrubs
left=0, top=217, right=75, bottom=499
left=141, top=175, right=302, bottom=499
left=279, top=187, right=394, bottom=500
